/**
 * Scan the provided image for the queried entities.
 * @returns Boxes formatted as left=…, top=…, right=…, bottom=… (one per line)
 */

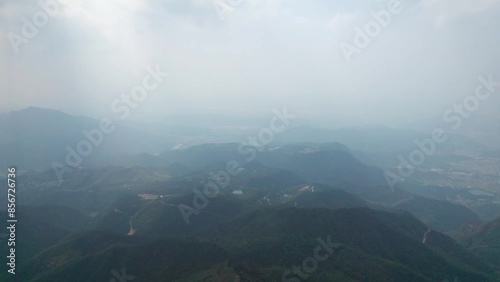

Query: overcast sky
left=0, top=0, right=499, bottom=126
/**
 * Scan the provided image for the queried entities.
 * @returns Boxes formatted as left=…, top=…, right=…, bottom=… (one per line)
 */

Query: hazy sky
left=1, top=0, right=499, bottom=126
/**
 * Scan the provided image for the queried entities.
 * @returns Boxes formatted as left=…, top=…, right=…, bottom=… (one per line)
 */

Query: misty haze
left=1, top=0, right=500, bottom=281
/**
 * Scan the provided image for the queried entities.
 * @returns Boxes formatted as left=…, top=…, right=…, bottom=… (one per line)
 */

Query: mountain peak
left=15, top=106, right=69, bottom=116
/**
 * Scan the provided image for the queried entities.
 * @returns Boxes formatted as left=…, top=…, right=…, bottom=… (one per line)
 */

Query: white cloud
left=326, top=12, right=358, bottom=30
left=421, top=0, right=500, bottom=28
left=1, top=0, right=499, bottom=125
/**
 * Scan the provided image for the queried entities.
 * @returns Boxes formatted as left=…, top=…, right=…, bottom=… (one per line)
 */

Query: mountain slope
left=461, top=217, right=500, bottom=268
left=6, top=207, right=495, bottom=282
left=0, top=107, right=174, bottom=171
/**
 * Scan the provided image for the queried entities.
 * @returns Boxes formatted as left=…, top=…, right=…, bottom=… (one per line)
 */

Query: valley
left=1, top=109, right=500, bottom=281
